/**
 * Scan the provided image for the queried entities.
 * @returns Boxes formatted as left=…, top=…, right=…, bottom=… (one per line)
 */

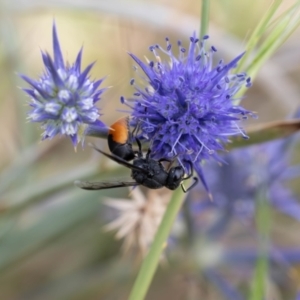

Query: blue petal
left=43, top=52, right=64, bottom=87
left=19, top=75, right=47, bottom=98
left=93, top=91, right=105, bottom=103
left=224, top=247, right=300, bottom=265
left=70, top=134, right=78, bottom=146
left=52, top=21, right=65, bottom=69
left=283, top=165, right=300, bottom=180
left=41, top=51, right=51, bottom=71
left=210, top=52, right=245, bottom=87
left=74, top=47, right=83, bottom=73
left=84, top=121, right=109, bottom=138
left=194, top=163, right=212, bottom=200
left=92, top=78, right=106, bottom=93
left=272, top=195, right=300, bottom=221
left=22, top=88, right=37, bottom=99
left=175, top=89, right=187, bottom=108
left=78, top=62, right=95, bottom=88
left=129, top=53, right=159, bottom=90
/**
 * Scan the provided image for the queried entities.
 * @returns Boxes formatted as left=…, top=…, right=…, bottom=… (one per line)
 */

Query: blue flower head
left=20, top=22, right=107, bottom=147
left=188, top=131, right=300, bottom=238
left=122, top=33, right=255, bottom=192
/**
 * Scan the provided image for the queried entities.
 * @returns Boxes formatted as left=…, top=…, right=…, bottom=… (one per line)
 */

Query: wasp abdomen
left=108, top=117, right=135, bottom=161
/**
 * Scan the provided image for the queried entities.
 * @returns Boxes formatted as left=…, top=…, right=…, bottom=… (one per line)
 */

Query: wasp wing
left=89, top=143, right=147, bottom=174
left=74, top=180, right=139, bottom=190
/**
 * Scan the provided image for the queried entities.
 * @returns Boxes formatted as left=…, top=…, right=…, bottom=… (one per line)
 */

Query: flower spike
left=20, top=21, right=107, bottom=147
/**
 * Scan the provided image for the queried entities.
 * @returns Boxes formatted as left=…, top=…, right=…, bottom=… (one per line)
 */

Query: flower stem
left=200, top=0, right=210, bottom=38
left=128, top=188, right=184, bottom=300
left=249, top=187, right=271, bottom=300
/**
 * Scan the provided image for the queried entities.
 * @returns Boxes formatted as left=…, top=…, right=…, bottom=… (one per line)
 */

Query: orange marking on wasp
left=108, top=117, right=130, bottom=144
left=107, top=117, right=136, bottom=161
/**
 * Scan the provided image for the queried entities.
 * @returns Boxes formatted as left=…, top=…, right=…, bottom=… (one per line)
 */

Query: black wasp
left=75, top=117, right=198, bottom=192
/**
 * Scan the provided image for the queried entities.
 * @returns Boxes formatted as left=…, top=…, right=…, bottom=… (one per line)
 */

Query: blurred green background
left=0, top=0, right=300, bottom=299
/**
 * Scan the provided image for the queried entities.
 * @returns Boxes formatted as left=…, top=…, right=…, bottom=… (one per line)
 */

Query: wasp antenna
left=135, top=137, right=142, bottom=151
left=135, top=137, right=143, bottom=157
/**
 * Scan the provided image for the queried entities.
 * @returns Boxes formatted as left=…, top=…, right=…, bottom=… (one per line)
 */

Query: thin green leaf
left=0, top=140, right=60, bottom=195
left=237, top=5, right=300, bottom=97
left=1, top=162, right=128, bottom=215
left=247, top=14, right=291, bottom=77
left=0, top=189, right=101, bottom=272
left=266, top=1, right=300, bottom=30
left=236, top=0, right=282, bottom=73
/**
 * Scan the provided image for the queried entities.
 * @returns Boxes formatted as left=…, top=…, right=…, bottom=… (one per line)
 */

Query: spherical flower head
left=122, top=33, right=255, bottom=191
left=20, top=22, right=107, bottom=147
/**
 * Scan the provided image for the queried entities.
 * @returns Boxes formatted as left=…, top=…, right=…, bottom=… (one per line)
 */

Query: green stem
left=128, top=188, right=184, bottom=300
left=249, top=188, right=271, bottom=300
left=200, top=0, right=210, bottom=38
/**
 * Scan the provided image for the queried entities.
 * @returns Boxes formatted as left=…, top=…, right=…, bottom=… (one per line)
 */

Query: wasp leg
left=159, top=158, right=172, bottom=163
left=135, top=137, right=143, bottom=158
left=159, top=158, right=177, bottom=171
left=159, top=152, right=182, bottom=170
left=182, top=160, right=194, bottom=180
left=181, top=161, right=198, bottom=192
left=132, top=120, right=141, bottom=137
left=181, top=177, right=198, bottom=193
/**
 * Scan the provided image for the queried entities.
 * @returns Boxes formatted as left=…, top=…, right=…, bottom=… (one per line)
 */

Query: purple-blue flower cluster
left=21, top=23, right=107, bottom=147
left=188, top=132, right=300, bottom=237
left=201, top=244, right=300, bottom=300
left=18, top=21, right=300, bottom=300
left=122, top=34, right=255, bottom=190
